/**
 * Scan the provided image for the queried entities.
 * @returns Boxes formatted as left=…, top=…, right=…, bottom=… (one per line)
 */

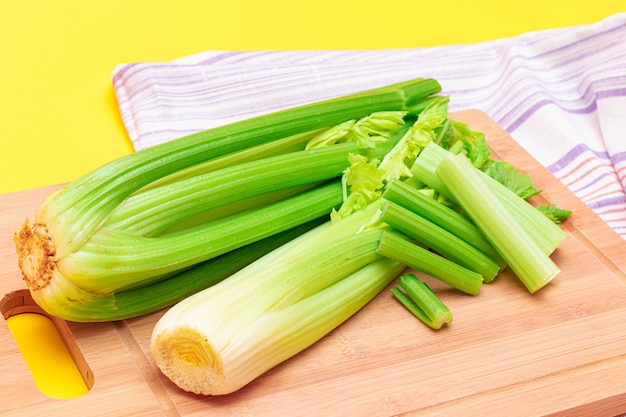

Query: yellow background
left=1, top=1, right=624, bottom=195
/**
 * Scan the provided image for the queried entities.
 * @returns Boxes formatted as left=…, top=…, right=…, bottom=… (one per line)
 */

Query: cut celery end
left=436, top=153, right=560, bottom=293
left=392, top=274, right=453, bottom=329
left=377, top=231, right=483, bottom=295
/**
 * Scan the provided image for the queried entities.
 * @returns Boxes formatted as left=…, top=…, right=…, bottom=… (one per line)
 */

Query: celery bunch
left=14, top=78, right=441, bottom=321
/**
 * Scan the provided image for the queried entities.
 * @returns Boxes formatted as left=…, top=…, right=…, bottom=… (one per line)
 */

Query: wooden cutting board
left=1, top=110, right=626, bottom=417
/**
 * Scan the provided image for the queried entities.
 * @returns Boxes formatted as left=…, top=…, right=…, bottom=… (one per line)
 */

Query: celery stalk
left=377, top=231, right=483, bottom=295
left=152, top=258, right=404, bottom=395
left=150, top=201, right=403, bottom=395
left=436, top=153, right=560, bottom=293
left=159, top=183, right=320, bottom=236
left=140, top=129, right=322, bottom=191
left=379, top=200, right=501, bottom=282
left=412, top=142, right=565, bottom=255
left=59, top=218, right=326, bottom=321
left=382, top=180, right=503, bottom=265
left=36, top=78, right=442, bottom=259
left=58, top=181, right=344, bottom=295
left=103, top=142, right=388, bottom=236
left=392, top=273, right=453, bottom=329
left=24, top=183, right=345, bottom=321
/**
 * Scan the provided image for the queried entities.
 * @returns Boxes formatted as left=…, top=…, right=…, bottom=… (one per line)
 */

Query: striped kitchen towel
left=112, top=13, right=626, bottom=239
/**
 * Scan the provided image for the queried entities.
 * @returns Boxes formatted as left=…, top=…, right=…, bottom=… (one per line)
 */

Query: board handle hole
left=1, top=289, right=94, bottom=399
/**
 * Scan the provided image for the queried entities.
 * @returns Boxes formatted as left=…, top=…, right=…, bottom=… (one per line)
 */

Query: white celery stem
left=150, top=201, right=403, bottom=395
left=152, top=257, right=403, bottom=395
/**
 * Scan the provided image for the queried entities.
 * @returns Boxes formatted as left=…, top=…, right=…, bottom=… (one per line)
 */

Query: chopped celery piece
left=379, top=200, right=500, bottom=282
left=436, top=153, right=560, bottom=293
left=382, top=180, right=504, bottom=269
left=412, top=142, right=565, bottom=255
left=377, top=231, right=483, bottom=295
left=392, top=273, right=453, bottom=329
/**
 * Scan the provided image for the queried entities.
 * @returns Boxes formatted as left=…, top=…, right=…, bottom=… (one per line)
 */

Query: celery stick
left=58, top=181, right=344, bottom=294
left=41, top=78, right=442, bottom=258
left=376, top=232, right=483, bottom=295
left=379, top=200, right=500, bottom=282
left=382, top=180, right=504, bottom=268
left=141, top=129, right=321, bottom=191
left=392, top=289, right=433, bottom=326
left=100, top=218, right=327, bottom=321
left=392, top=273, right=453, bottom=329
left=436, top=153, right=560, bottom=293
left=412, top=142, right=565, bottom=255
left=160, top=184, right=319, bottom=236
left=103, top=142, right=374, bottom=236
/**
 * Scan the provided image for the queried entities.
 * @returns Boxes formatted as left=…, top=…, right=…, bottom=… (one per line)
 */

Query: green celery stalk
left=436, top=153, right=560, bottom=293
left=159, top=183, right=320, bottom=236
left=27, top=182, right=344, bottom=321
left=376, top=231, right=483, bottom=295
left=58, top=181, right=344, bottom=295
left=412, top=141, right=565, bottom=255
left=103, top=141, right=390, bottom=236
left=379, top=199, right=501, bottom=282
left=392, top=273, right=453, bottom=329
left=140, top=129, right=322, bottom=192
left=382, top=180, right=503, bottom=265
left=51, top=218, right=327, bottom=321
left=36, top=78, right=442, bottom=259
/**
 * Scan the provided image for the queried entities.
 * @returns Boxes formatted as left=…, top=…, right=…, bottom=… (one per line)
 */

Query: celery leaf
left=537, top=204, right=572, bottom=225
left=487, top=160, right=542, bottom=200
left=449, top=120, right=491, bottom=170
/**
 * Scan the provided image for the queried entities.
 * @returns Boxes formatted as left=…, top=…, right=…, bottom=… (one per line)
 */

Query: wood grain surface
left=1, top=110, right=625, bottom=417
